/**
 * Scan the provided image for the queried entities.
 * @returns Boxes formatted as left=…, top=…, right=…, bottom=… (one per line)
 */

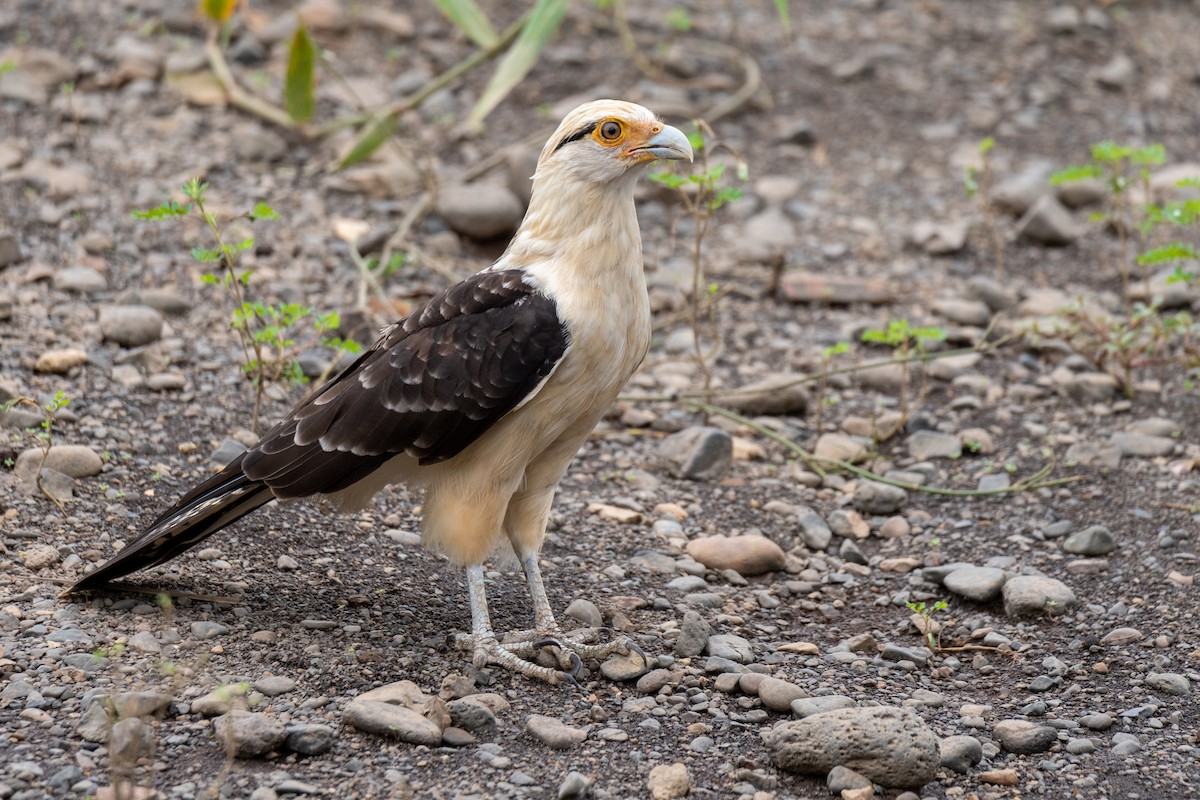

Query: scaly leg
left=465, top=564, right=576, bottom=685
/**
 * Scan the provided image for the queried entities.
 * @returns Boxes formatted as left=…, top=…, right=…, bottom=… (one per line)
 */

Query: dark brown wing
left=241, top=269, right=570, bottom=497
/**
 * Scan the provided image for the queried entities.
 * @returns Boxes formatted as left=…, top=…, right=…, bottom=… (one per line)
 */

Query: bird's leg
left=496, top=554, right=642, bottom=667
left=465, top=564, right=575, bottom=685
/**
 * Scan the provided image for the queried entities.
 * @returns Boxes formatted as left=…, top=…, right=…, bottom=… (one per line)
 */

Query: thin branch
left=205, top=35, right=295, bottom=130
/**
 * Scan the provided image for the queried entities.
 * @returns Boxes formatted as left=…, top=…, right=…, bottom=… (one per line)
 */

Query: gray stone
left=757, top=677, right=807, bottom=712
left=1109, top=432, right=1175, bottom=458
left=1002, top=575, right=1077, bottom=617
left=659, top=426, right=733, bottom=481
left=99, top=305, right=164, bottom=347
left=965, top=275, right=1018, bottom=312
left=191, top=620, right=229, bottom=639
left=993, top=719, right=1057, bottom=754
left=911, top=219, right=970, bottom=255
left=1145, top=672, right=1190, bottom=696
left=933, top=297, right=991, bottom=326
left=342, top=700, right=443, bottom=745
left=814, top=432, right=868, bottom=463
left=564, top=598, right=603, bottom=628
left=54, top=266, right=108, bottom=292
left=705, top=633, right=754, bottom=664
left=675, top=610, right=712, bottom=658
left=1062, top=525, right=1116, bottom=556
left=714, top=375, right=808, bottom=416
left=0, top=231, right=21, bottom=268
left=1094, top=53, right=1135, bottom=90
left=77, top=696, right=113, bottom=743
left=557, top=771, right=592, bottom=800
left=851, top=480, right=908, bottom=515
left=938, top=735, right=983, bottom=773
left=14, top=444, right=102, bottom=479
left=647, top=762, right=691, bottom=799
left=977, top=473, right=1011, bottom=492
left=1101, top=627, right=1142, bottom=646
left=526, top=714, right=586, bottom=750
left=599, top=649, right=650, bottom=681
left=1016, top=195, right=1079, bottom=246
left=284, top=724, right=335, bottom=755
left=1065, top=440, right=1121, bottom=468
left=20, top=543, right=60, bottom=570
left=763, top=706, right=939, bottom=789
left=943, top=566, right=1007, bottom=602
left=1079, top=713, right=1114, bottom=731
left=109, top=717, right=155, bottom=767
left=213, top=709, right=288, bottom=758
left=253, top=675, right=296, bottom=697
left=1055, top=177, right=1107, bottom=208
left=111, top=691, right=172, bottom=719
left=827, top=765, right=873, bottom=792
left=436, top=183, right=524, bottom=239
left=447, top=698, right=498, bottom=735
left=791, top=695, right=857, bottom=718
left=907, top=431, right=962, bottom=460
left=636, top=669, right=676, bottom=695
left=797, top=511, right=832, bottom=550
left=685, top=534, right=784, bottom=576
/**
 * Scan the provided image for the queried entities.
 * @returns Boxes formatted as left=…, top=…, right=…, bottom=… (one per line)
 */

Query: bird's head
left=534, top=99, right=693, bottom=187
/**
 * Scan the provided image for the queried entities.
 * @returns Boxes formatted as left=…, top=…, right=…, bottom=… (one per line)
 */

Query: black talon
left=567, top=652, right=583, bottom=678
left=532, top=637, right=565, bottom=651
left=559, top=666, right=582, bottom=689
left=626, top=641, right=648, bottom=662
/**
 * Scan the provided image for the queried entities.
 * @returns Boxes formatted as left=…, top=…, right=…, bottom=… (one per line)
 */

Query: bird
left=67, top=99, right=693, bottom=684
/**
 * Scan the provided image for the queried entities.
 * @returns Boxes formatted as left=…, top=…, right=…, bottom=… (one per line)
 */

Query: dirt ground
left=2, top=1, right=1199, bottom=799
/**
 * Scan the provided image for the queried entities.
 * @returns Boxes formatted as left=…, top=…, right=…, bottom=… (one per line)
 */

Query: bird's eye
left=599, top=120, right=623, bottom=141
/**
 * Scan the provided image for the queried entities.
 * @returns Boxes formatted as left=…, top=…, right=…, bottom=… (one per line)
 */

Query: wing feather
left=240, top=269, right=569, bottom=496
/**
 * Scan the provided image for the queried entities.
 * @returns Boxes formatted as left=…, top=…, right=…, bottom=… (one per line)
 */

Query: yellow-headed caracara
left=69, top=100, right=693, bottom=684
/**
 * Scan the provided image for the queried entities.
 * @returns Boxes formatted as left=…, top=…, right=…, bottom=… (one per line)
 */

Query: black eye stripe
left=552, top=121, right=597, bottom=154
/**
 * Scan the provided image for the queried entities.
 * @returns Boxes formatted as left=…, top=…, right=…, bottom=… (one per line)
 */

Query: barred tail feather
left=67, top=455, right=275, bottom=593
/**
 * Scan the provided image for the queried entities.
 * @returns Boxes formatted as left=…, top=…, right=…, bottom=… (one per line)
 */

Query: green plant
left=814, top=342, right=850, bottom=429
left=860, top=319, right=947, bottom=416
left=965, top=136, right=1004, bottom=275
left=2, top=391, right=71, bottom=513
left=906, top=599, right=948, bottom=651
left=134, top=179, right=361, bottom=432
left=1053, top=141, right=1166, bottom=301
left=651, top=124, right=747, bottom=394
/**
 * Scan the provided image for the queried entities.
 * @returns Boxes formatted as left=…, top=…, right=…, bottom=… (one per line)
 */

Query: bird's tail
left=66, top=454, right=275, bottom=593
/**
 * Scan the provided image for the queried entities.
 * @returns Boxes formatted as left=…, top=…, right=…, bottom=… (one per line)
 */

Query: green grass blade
left=465, top=0, right=567, bottom=129
left=200, top=0, right=237, bottom=22
left=285, top=22, right=317, bottom=123
left=435, top=0, right=498, bottom=48
left=340, top=112, right=399, bottom=169
left=773, top=0, right=792, bottom=34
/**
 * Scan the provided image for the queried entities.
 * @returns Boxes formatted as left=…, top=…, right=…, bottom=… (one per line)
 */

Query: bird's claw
left=466, top=629, right=644, bottom=684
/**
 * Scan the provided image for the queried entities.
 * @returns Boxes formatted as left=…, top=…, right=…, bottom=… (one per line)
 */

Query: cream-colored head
left=533, top=99, right=693, bottom=187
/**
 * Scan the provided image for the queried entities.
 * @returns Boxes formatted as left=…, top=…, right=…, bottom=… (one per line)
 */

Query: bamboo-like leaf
left=285, top=22, right=317, bottom=123
left=434, top=0, right=497, bottom=48
left=465, top=0, right=567, bottom=129
left=1137, top=243, right=1198, bottom=266
left=340, top=112, right=399, bottom=169
left=773, top=0, right=792, bottom=34
left=199, top=0, right=237, bottom=23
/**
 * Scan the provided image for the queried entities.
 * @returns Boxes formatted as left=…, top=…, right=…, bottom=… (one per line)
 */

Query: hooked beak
left=629, top=124, right=693, bottom=163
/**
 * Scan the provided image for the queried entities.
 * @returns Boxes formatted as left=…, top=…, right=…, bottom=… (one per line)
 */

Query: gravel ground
left=2, top=1, right=1199, bottom=799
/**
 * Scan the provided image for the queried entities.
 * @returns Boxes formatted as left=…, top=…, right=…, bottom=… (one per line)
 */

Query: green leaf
left=1132, top=143, right=1166, bottom=165
left=1137, top=243, right=1198, bottom=266
left=773, top=0, right=792, bottom=34
left=182, top=178, right=207, bottom=201
left=686, top=129, right=705, bottom=153
left=978, top=136, right=995, bottom=154
left=249, top=202, right=280, bottom=221
left=1090, top=140, right=1132, bottom=164
left=1176, top=178, right=1200, bottom=190
left=191, top=247, right=222, bottom=263
left=1050, top=165, right=1102, bottom=185
left=284, top=22, right=317, bottom=124
left=666, top=8, right=692, bottom=31
left=340, top=111, right=399, bottom=169
left=434, top=0, right=498, bottom=48
left=132, top=200, right=190, bottom=220
left=199, top=0, right=237, bottom=22
left=200, top=273, right=220, bottom=285
left=465, top=0, right=567, bottom=129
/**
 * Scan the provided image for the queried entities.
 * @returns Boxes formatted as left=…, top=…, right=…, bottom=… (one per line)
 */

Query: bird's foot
left=462, top=628, right=644, bottom=685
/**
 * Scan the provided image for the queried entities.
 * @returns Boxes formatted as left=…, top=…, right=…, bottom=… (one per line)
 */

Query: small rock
left=213, top=710, right=288, bottom=758
left=910, top=219, right=970, bottom=254
left=15, top=445, right=103, bottom=480
left=907, top=431, right=962, bottom=460
left=20, top=543, right=61, bottom=570
left=933, top=297, right=991, bottom=326
left=675, top=610, right=713, bottom=658
left=284, top=724, right=335, bottom=755
left=791, top=695, right=857, bottom=718
left=253, top=675, right=296, bottom=697
left=108, top=717, right=155, bottom=767
left=1094, top=53, right=1135, bottom=90
left=1109, top=432, right=1175, bottom=458
left=779, top=272, right=894, bottom=305
left=436, top=184, right=524, bottom=239
left=757, top=677, right=807, bottom=712
left=1016, top=195, right=1079, bottom=246
left=714, top=374, right=808, bottom=416
left=54, top=266, right=108, bottom=292
left=763, top=706, right=938, bottom=789
left=1145, top=672, right=1190, bottom=696
left=647, top=763, right=690, bottom=800
left=851, top=480, right=908, bottom=515
left=191, top=620, right=229, bottom=639
left=564, top=598, right=603, bottom=628
left=706, top=633, right=754, bottom=664
left=939, top=734, right=983, bottom=773
left=943, top=566, right=1007, bottom=602
left=992, top=719, right=1057, bottom=754
left=964, top=275, right=1018, bottom=312
left=828, top=509, right=870, bottom=539
left=827, top=765, right=873, bottom=792
left=526, top=714, right=586, bottom=750
left=797, top=511, right=833, bottom=549
left=99, top=305, right=164, bottom=347
left=814, top=432, right=868, bottom=463
left=446, top=698, right=498, bottom=735
left=1062, top=525, right=1116, bottom=556
left=1100, top=627, right=1142, bottom=646
left=979, top=768, right=1019, bottom=786
left=0, top=232, right=22, bottom=268
left=343, top=700, right=443, bottom=745
left=35, top=347, right=89, bottom=373
left=111, top=691, right=171, bottom=719
left=659, top=426, right=733, bottom=481
left=557, top=771, right=591, bottom=800
left=685, top=534, right=785, bottom=576
left=1002, top=575, right=1077, bottom=617
left=600, top=649, right=650, bottom=681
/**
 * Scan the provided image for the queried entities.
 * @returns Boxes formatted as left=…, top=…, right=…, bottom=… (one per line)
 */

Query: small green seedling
left=3, top=391, right=71, bottom=513
left=906, top=599, right=948, bottom=651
